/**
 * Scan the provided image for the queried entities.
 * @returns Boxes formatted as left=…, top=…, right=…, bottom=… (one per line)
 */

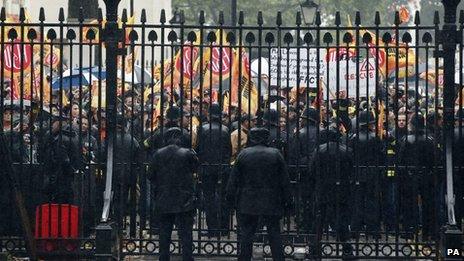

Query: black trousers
left=159, top=211, right=194, bottom=261
left=400, top=172, right=420, bottom=239
left=200, top=166, right=219, bottom=234
left=238, top=214, right=284, bottom=261
left=201, top=165, right=231, bottom=234
left=351, top=177, right=381, bottom=233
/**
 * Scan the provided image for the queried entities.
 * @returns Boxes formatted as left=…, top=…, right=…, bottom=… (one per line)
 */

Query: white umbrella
left=118, top=65, right=152, bottom=85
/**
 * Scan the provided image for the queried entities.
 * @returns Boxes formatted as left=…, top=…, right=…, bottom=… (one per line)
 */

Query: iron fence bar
left=159, top=10, right=166, bottom=149
left=374, top=13, right=382, bottom=256
left=179, top=11, right=185, bottom=138
left=313, top=11, right=322, bottom=259
left=276, top=12, right=282, bottom=143
left=295, top=12, right=302, bottom=238
left=236, top=11, right=243, bottom=168
left=196, top=10, right=204, bottom=252
left=94, top=1, right=121, bottom=260
left=118, top=9, right=127, bottom=234
left=139, top=9, right=147, bottom=238
left=354, top=11, right=362, bottom=256
left=218, top=11, right=225, bottom=243
left=440, top=1, right=463, bottom=260
left=129, top=20, right=137, bottom=239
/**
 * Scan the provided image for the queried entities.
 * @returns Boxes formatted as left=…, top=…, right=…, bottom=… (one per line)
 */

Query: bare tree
left=68, top=0, right=99, bottom=20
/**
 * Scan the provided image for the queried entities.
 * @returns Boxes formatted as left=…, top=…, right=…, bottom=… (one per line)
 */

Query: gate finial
left=239, top=11, right=244, bottom=25
left=394, top=11, right=401, bottom=25
left=355, top=11, right=361, bottom=25
left=198, top=10, right=204, bottom=25
left=160, top=9, right=166, bottom=24
left=374, top=12, right=381, bottom=25
left=19, top=7, right=26, bottom=22
left=141, top=9, right=147, bottom=23
left=434, top=10, right=440, bottom=25
left=219, top=11, right=224, bottom=25
left=257, top=11, right=263, bottom=25
left=59, top=8, right=65, bottom=22
left=276, top=11, right=282, bottom=26
left=1, top=7, right=6, bottom=21
left=414, top=11, right=420, bottom=25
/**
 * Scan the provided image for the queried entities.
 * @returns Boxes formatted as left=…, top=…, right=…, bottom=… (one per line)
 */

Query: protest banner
left=270, top=47, right=326, bottom=88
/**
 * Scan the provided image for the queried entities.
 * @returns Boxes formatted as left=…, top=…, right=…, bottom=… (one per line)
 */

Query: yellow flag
left=377, top=101, right=386, bottom=139
left=91, top=81, right=106, bottom=109
left=176, top=31, right=201, bottom=89
left=230, top=49, right=258, bottom=115
left=201, top=30, right=233, bottom=93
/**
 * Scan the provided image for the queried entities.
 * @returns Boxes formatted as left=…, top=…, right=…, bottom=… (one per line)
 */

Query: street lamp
left=300, top=0, right=319, bottom=25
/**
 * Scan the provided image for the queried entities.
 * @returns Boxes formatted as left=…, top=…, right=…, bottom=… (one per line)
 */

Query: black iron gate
left=1, top=0, right=463, bottom=260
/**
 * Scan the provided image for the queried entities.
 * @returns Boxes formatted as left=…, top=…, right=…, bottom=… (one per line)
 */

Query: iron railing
left=0, top=0, right=463, bottom=259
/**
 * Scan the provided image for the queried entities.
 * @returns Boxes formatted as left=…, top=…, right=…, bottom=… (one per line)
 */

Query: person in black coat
left=0, top=119, right=35, bottom=236
left=289, top=107, right=319, bottom=232
left=309, top=127, right=353, bottom=258
left=144, top=106, right=191, bottom=231
left=399, top=113, right=442, bottom=240
left=262, top=109, right=287, bottom=153
left=226, top=127, right=292, bottom=261
left=38, top=117, right=83, bottom=204
left=149, top=127, right=199, bottom=261
left=289, top=107, right=319, bottom=167
left=112, top=113, right=143, bottom=226
left=349, top=110, right=384, bottom=236
left=196, top=103, right=232, bottom=235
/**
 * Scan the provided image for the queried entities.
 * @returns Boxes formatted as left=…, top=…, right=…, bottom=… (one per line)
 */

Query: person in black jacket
left=399, top=113, right=441, bottom=240
left=289, top=107, right=319, bottom=232
left=149, top=127, right=199, bottom=261
left=226, top=127, right=292, bottom=261
left=144, top=106, right=191, bottom=232
left=112, top=113, right=143, bottom=226
left=349, top=110, right=384, bottom=237
left=39, top=116, right=82, bottom=204
left=262, top=109, right=287, bottom=153
left=309, top=127, right=353, bottom=258
left=289, top=107, right=319, bottom=166
left=196, top=103, right=232, bottom=236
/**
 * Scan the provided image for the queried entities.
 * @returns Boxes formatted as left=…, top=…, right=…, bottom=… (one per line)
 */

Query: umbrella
left=52, top=67, right=106, bottom=90
left=118, top=65, right=152, bottom=85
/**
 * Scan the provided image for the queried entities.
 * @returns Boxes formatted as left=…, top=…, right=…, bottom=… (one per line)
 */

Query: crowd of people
left=1, top=62, right=464, bottom=259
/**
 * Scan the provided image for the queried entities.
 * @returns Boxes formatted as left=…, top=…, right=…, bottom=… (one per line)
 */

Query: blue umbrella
left=52, top=67, right=106, bottom=90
